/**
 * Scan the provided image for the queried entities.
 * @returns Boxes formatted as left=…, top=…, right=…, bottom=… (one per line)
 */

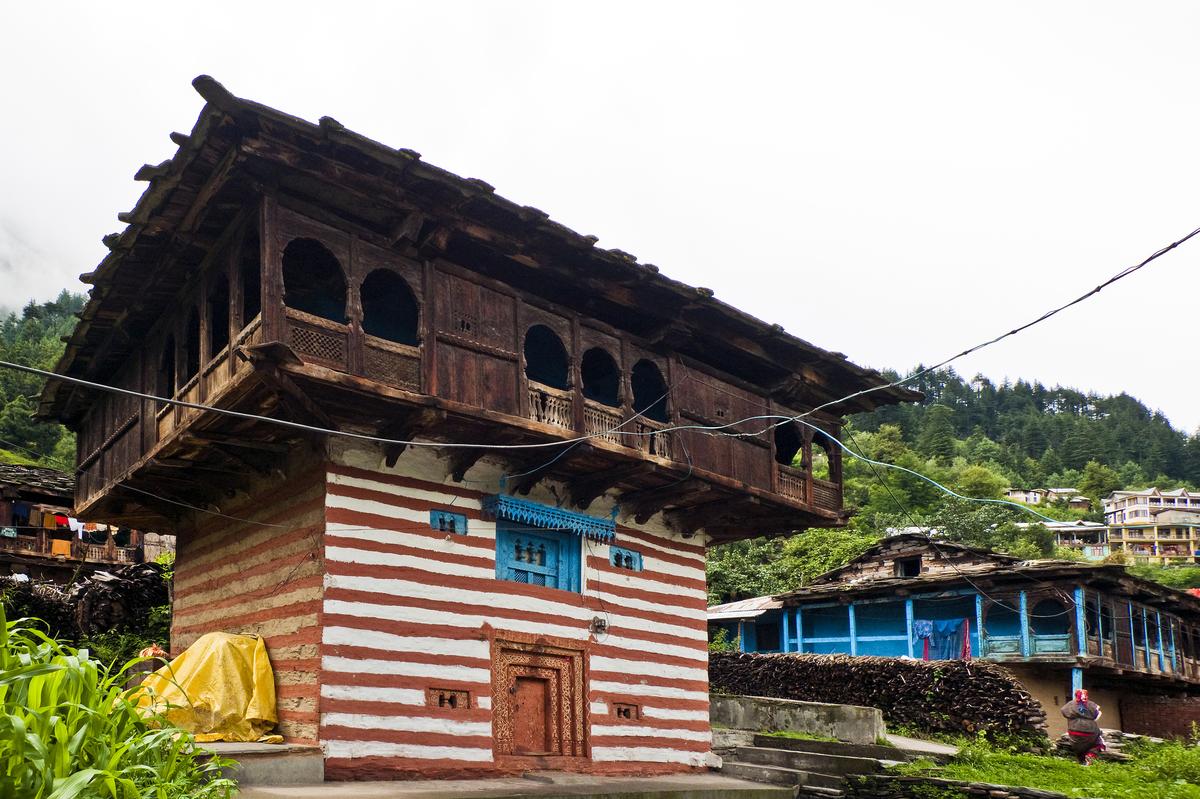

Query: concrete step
left=201, top=742, right=324, bottom=785
left=752, top=735, right=905, bottom=762
left=735, top=746, right=880, bottom=777
left=720, top=760, right=844, bottom=791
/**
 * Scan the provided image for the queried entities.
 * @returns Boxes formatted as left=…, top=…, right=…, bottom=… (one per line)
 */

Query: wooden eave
left=41, top=75, right=918, bottom=425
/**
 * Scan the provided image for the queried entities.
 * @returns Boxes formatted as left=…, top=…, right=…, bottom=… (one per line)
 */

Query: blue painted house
left=708, top=535, right=1200, bottom=736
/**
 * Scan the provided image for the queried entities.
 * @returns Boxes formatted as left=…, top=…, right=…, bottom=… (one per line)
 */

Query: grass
left=0, top=606, right=235, bottom=798
left=892, top=736, right=1200, bottom=799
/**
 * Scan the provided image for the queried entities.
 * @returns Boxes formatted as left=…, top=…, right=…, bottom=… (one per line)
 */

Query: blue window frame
left=430, top=510, right=468, bottom=534
left=496, top=523, right=581, bottom=592
left=610, top=546, right=643, bottom=572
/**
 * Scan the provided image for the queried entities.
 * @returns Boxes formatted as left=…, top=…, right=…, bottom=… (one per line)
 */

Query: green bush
left=0, top=605, right=234, bottom=799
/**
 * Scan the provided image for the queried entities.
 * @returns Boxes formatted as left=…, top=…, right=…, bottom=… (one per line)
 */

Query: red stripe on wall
left=323, top=534, right=495, bottom=571
left=328, top=463, right=486, bottom=500
left=586, top=556, right=707, bottom=593
left=325, top=507, right=494, bottom=551
left=319, top=726, right=493, bottom=748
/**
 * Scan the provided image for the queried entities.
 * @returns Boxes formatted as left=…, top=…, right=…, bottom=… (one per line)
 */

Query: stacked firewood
left=710, top=652, right=1047, bottom=738
left=1, top=562, right=168, bottom=639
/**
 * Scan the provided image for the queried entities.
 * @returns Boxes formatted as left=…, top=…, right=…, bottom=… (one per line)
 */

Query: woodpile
left=710, top=652, right=1047, bottom=739
left=1, top=562, right=168, bottom=639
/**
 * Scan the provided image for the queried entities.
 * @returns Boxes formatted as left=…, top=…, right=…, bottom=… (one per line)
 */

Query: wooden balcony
left=0, top=535, right=141, bottom=567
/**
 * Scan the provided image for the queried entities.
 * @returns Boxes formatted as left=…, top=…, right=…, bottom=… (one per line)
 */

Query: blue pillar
left=1072, top=667, right=1084, bottom=695
left=780, top=607, right=790, bottom=653
left=1074, top=586, right=1087, bottom=656
left=1019, top=591, right=1031, bottom=658
left=795, top=607, right=804, bottom=654
left=1156, top=612, right=1166, bottom=671
left=975, top=594, right=985, bottom=658
left=737, top=620, right=746, bottom=652
left=1142, top=608, right=1152, bottom=670
left=848, top=603, right=858, bottom=656
left=1169, top=617, right=1178, bottom=673
left=1128, top=602, right=1137, bottom=668
left=906, top=598, right=916, bottom=659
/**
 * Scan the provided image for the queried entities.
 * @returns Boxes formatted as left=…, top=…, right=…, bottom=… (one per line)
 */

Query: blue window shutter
left=496, top=523, right=581, bottom=593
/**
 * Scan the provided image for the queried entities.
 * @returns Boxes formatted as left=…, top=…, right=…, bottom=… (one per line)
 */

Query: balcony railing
left=527, top=383, right=573, bottom=430
left=0, top=535, right=141, bottom=566
left=583, top=400, right=623, bottom=445
left=777, top=464, right=807, bottom=503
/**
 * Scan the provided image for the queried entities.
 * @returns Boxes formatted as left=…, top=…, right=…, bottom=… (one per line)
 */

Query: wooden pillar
left=259, top=194, right=283, bottom=343
left=1142, top=607, right=1152, bottom=670
left=737, top=620, right=746, bottom=653
left=346, top=236, right=364, bottom=374
left=1071, top=667, right=1084, bottom=696
left=795, top=607, right=804, bottom=654
left=848, top=603, right=858, bottom=656
left=779, top=606, right=790, bottom=653
left=1128, top=601, right=1137, bottom=668
left=905, top=598, right=916, bottom=659
left=1169, top=617, right=1178, bottom=673
left=975, top=594, right=985, bottom=658
left=1019, top=591, right=1031, bottom=658
left=1156, top=611, right=1166, bottom=671
left=1074, top=586, right=1087, bottom=656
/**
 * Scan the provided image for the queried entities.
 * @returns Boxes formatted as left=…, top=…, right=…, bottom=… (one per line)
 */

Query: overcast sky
left=3, top=2, right=1198, bottom=432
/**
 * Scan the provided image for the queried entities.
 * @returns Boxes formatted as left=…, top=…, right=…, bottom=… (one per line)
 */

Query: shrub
left=0, top=605, right=234, bottom=798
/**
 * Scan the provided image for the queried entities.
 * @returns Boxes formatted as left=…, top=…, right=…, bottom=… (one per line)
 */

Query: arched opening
left=984, top=603, right=1021, bottom=638
left=811, top=434, right=834, bottom=480
left=774, top=421, right=802, bottom=467
left=158, top=334, right=176, bottom=397
left=240, top=229, right=261, bottom=325
left=631, top=360, right=668, bottom=423
left=282, top=238, right=346, bottom=323
left=183, top=308, right=201, bottom=381
left=208, top=274, right=230, bottom=355
left=523, top=325, right=569, bottom=390
left=581, top=348, right=620, bottom=407
left=361, top=269, right=419, bottom=345
left=1030, top=598, right=1070, bottom=637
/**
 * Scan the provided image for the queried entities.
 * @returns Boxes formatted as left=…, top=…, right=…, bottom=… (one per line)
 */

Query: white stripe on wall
left=326, top=574, right=706, bottom=642
left=323, top=740, right=493, bottom=762
left=590, top=680, right=709, bottom=702
left=591, top=724, right=711, bottom=742
left=322, top=626, right=489, bottom=659
left=640, top=706, right=710, bottom=722
left=322, top=712, right=490, bottom=737
left=320, top=684, right=426, bottom=705
left=323, top=655, right=490, bottom=683
left=590, top=656, right=706, bottom=682
left=328, top=473, right=484, bottom=510
left=591, top=747, right=711, bottom=765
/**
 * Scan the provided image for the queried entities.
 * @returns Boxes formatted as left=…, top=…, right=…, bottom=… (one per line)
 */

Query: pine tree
left=916, top=405, right=957, bottom=463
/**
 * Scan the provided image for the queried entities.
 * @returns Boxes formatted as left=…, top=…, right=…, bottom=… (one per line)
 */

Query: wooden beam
left=256, top=366, right=334, bottom=429
left=380, top=408, right=447, bottom=467
left=508, top=444, right=592, bottom=497
left=568, top=461, right=655, bottom=509
left=618, top=480, right=712, bottom=524
left=185, top=432, right=289, bottom=453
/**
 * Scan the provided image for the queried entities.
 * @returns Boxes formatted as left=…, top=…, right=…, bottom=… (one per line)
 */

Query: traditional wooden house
left=709, top=535, right=1200, bottom=736
left=39, top=76, right=914, bottom=780
left=0, top=463, right=165, bottom=581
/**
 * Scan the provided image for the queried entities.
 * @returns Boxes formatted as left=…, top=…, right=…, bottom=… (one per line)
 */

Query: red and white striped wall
left=319, top=444, right=714, bottom=779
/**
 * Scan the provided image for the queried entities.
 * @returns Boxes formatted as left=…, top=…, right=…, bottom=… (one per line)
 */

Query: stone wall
left=1120, top=694, right=1200, bottom=739
left=710, top=694, right=885, bottom=745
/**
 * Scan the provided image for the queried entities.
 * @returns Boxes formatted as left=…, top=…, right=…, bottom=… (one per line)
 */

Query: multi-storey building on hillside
left=1105, top=488, right=1200, bottom=565
left=39, top=77, right=914, bottom=781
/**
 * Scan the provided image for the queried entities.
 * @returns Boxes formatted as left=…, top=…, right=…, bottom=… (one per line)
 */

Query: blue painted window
left=496, top=523, right=581, bottom=592
left=610, top=546, right=643, bottom=572
left=430, top=510, right=468, bottom=534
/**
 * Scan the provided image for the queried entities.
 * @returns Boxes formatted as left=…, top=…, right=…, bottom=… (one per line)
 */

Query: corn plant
left=0, top=607, right=235, bottom=799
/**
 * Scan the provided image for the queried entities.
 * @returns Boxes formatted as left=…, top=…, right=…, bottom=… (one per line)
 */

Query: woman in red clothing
left=1060, top=689, right=1104, bottom=764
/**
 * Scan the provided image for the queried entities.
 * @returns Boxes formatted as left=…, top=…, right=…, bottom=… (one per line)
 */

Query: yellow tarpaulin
left=135, top=631, right=278, bottom=743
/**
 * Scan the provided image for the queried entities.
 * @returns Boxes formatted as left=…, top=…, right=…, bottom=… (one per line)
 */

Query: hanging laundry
left=913, top=619, right=934, bottom=660
left=931, top=618, right=966, bottom=660
left=1, top=528, right=16, bottom=539
left=54, top=514, right=69, bottom=528
left=41, top=512, right=56, bottom=529
left=11, top=502, right=30, bottom=524
left=961, top=618, right=972, bottom=660
left=68, top=517, right=85, bottom=535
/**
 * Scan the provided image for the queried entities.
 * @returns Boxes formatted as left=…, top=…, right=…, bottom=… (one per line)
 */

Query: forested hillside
left=708, top=368, right=1200, bottom=603
left=0, top=292, right=85, bottom=467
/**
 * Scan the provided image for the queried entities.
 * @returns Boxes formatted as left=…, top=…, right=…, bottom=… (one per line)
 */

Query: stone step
left=200, top=742, right=324, bottom=785
left=736, top=746, right=881, bottom=777
left=720, top=760, right=845, bottom=791
left=752, top=735, right=906, bottom=762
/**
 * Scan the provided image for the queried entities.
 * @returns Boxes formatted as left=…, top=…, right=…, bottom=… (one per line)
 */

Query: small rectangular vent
left=430, top=510, right=468, bottom=534
left=428, top=688, right=470, bottom=710
left=613, top=702, right=640, bottom=720
left=610, top=546, right=643, bottom=572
